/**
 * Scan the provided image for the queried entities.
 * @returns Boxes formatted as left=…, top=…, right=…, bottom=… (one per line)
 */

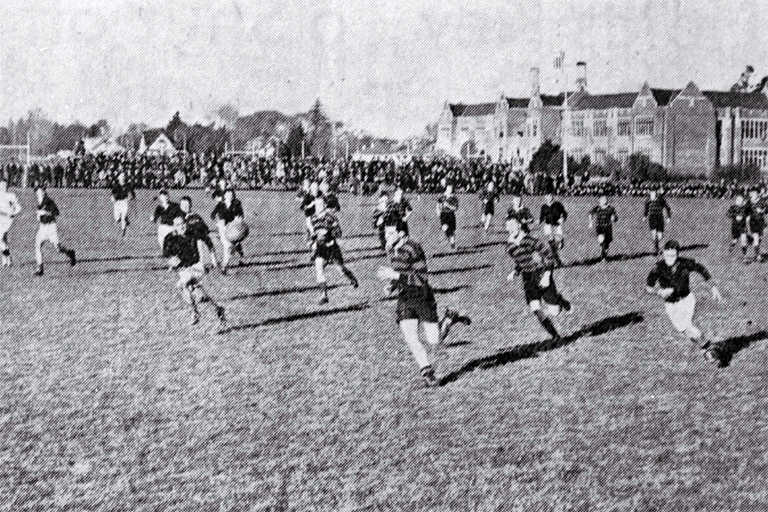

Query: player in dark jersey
left=372, top=190, right=391, bottom=251
left=539, top=193, right=568, bottom=266
left=479, top=181, right=498, bottom=233
left=728, top=194, right=750, bottom=261
left=180, top=196, right=219, bottom=271
left=646, top=240, right=723, bottom=363
left=376, top=218, right=471, bottom=387
left=311, top=195, right=358, bottom=304
left=210, top=188, right=245, bottom=274
left=163, top=216, right=226, bottom=331
left=747, top=189, right=766, bottom=262
left=436, top=184, right=459, bottom=249
left=506, top=214, right=570, bottom=341
left=589, top=195, right=619, bottom=261
left=152, top=190, right=184, bottom=251
left=391, top=187, right=413, bottom=235
left=34, top=186, right=77, bottom=276
left=319, top=181, right=341, bottom=213
left=299, top=181, right=320, bottom=240
left=111, top=172, right=136, bottom=236
left=643, top=190, right=671, bottom=256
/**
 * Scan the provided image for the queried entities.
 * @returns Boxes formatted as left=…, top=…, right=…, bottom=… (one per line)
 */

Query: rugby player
left=299, top=181, right=321, bottom=240
left=372, top=190, right=391, bottom=252
left=211, top=188, right=246, bottom=275
left=436, top=184, right=459, bottom=249
left=728, top=194, right=750, bottom=261
left=311, top=195, right=358, bottom=304
left=34, top=186, right=77, bottom=276
left=479, top=181, right=498, bottom=233
left=152, top=190, right=183, bottom=251
left=507, top=193, right=534, bottom=232
left=111, top=172, right=136, bottom=236
left=747, top=189, right=765, bottom=262
left=646, top=240, right=723, bottom=363
left=391, top=186, right=413, bottom=235
left=377, top=218, right=471, bottom=387
left=319, top=181, right=341, bottom=213
left=163, top=216, right=226, bottom=331
left=506, top=215, right=570, bottom=341
left=589, top=195, right=619, bottom=261
left=539, top=193, right=568, bottom=266
left=643, top=190, right=671, bottom=256
left=0, top=179, right=22, bottom=267
left=179, top=196, right=219, bottom=271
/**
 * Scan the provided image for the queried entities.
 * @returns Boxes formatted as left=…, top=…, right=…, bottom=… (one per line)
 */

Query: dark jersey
left=311, top=211, right=342, bottom=246
left=211, top=199, right=244, bottom=225
left=301, top=192, right=319, bottom=217
left=479, top=189, right=498, bottom=206
left=749, top=199, right=766, bottom=229
left=391, top=198, right=412, bottom=220
left=185, top=213, right=211, bottom=240
left=437, top=194, right=459, bottom=214
left=590, top=205, right=618, bottom=229
left=111, top=183, right=135, bottom=201
left=540, top=202, right=568, bottom=225
left=153, top=202, right=183, bottom=226
left=507, top=235, right=556, bottom=278
left=728, top=204, right=749, bottom=230
left=644, top=198, right=671, bottom=220
left=163, top=232, right=201, bottom=268
left=388, top=238, right=430, bottom=291
left=646, top=257, right=711, bottom=303
left=38, top=196, right=59, bottom=224
left=324, top=193, right=341, bottom=213
left=507, top=206, right=534, bottom=227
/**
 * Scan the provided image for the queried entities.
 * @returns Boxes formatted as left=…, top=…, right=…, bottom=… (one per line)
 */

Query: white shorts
left=217, top=221, right=233, bottom=251
left=543, top=224, right=563, bottom=237
left=157, top=224, right=175, bottom=247
left=665, top=293, right=696, bottom=332
left=37, top=223, right=59, bottom=246
left=0, top=215, right=13, bottom=237
left=113, top=200, right=129, bottom=221
left=177, top=262, right=205, bottom=287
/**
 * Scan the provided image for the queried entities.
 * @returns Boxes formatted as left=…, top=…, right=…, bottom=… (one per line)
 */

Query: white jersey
left=0, top=191, right=21, bottom=218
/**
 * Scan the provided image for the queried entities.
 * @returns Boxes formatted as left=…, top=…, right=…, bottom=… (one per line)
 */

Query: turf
left=2, top=188, right=768, bottom=511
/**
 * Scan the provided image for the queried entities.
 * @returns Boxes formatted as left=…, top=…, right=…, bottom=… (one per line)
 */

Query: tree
left=528, top=140, right=561, bottom=175
left=217, top=104, right=239, bottom=129
left=0, top=127, right=9, bottom=145
left=166, top=112, right=185, bottom=138
left=713, top=163, right=761, bottom=183
left=116, top=123, right=148, bottom=152
left=86, top=119, right=109, bottom=137
left=285, top=124, right=305, bottom=159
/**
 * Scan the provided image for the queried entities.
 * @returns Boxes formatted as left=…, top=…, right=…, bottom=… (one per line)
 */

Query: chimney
left=530, top=67, right=540, bottom=97
left=576, top=61, right=587, bottom=92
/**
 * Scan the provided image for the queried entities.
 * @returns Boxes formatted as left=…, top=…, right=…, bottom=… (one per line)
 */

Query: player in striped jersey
left=0, top=179, right=22, bottom=267
left=643, top=190, right=671, bottom=256
left=377, top=218, right=471, bottom=387
left=728, top=194, right=750, bottom=261
left=589, top=195, right=619, bottom=261
left=479, top=181, right=498, bottom=233
left=506, top=214, right=570, bottom=341
left=436, top=185, right=459, bottom=249
left=747, top=189, right=766, bottom=262
left=539, top=193, right=568, bottom=266
left=311, top=195, right=358, bottom=304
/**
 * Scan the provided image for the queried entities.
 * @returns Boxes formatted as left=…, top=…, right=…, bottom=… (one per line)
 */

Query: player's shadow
left=228, top=284, right=342, bottom=301
left=378, top=285, right=470, bottom=301
left=563, top=244, right=708, bottom=269
left=222, top=302, right=370, bottom=333
left=429, top=264, right=493, bottom=276
left=710, top=330, right=768, bottom=368
left=439, top=311, right=644, bottom=385
left=266, top=231, right=305, bottom=237
left=79, top=254, right=159, bottom=263
left=343, top=233, right=377, bottom=240
left=266, top=252, right=384, bottom=271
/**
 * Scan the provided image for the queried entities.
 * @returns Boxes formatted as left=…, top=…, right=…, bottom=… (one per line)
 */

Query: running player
left=211, top=188, right=246, bottom=274
left=728, top=194, right=750, bottom=261
left=507, top=193, right=534, bottom=234
left=179, top=196, right=219, bottom=271
left=34, top=186, right=77, bottom=276
left=539, top=193, right=568, bottom=265
left=311, top=195, right=358, bottom=304
left=299, top=181, right=320, bottom=240
left=376, top=219, right=471, bottom=387
left=111, top=172, right=136, bottom=236
left=319, top=181, right=341, bottom=213
left=372, top=190, right=391, bottom=251
left=747, top=188, right=765, bottom=262
left=506, top=215, right=570, bottom=341
left=152, top=190, right=183, bottom=251
left=436, top=184, right=459, bottom=249
left=589, top=195, right=619, bottom=261
left=645, top=240, right=723, bottom=363
left=391, top=186, right=413, bottom=235
left=644, top=190, right=671, bottom=256
left=479, top=181, right=498, bottom=233
left=0, top=179, right=22, bottom=267
left=163, top=215, right=227, bottom=331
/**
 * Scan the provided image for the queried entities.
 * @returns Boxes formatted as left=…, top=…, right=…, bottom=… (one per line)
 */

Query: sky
left=1, top=0, right=768, bottom=139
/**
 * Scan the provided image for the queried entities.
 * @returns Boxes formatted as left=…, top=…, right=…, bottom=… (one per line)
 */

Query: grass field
left=2, top=187, right=768, bottom=511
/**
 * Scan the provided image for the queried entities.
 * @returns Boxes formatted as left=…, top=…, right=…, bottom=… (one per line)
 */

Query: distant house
left=81, top=136, right=126, bottom=155
left=140, top=129, right=177, bottom=155
left=352, top=140, right=407, bottom=163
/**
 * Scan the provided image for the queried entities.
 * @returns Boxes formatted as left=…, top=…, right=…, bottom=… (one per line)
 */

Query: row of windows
left=569, top=148, right=651, bottom=167
left=741, top=119, right=768, bottom=140
left=571, top=118, right=653, bottom=137
left=742, top=149, right=768, bottom=169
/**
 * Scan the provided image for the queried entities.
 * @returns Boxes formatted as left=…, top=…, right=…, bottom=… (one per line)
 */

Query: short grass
left=2, top=188, right=768, bottom=511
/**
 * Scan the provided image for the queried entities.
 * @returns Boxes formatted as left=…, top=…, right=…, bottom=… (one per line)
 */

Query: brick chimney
left=576, top=61, right=587, bottom=92
left=530, top=67, right=540, bottom=97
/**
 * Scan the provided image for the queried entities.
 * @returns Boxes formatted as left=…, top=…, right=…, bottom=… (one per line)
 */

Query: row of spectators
left=0, top=153, right=764, bottom=198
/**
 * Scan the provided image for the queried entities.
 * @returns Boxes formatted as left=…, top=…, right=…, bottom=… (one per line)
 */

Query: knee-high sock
left=534, top=310, right=559, bottom=339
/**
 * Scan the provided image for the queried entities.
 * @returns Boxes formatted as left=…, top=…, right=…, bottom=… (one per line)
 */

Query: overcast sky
left=1, top=0, right=767, bottom=139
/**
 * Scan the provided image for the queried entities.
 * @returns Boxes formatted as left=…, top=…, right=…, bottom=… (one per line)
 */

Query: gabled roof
left=650, top=89, right=681, bottom=106
left=541, top=94, right=566, bottom=106
left=506, top=97, right=529, bottom=108
left=143, top=128, right=174, bottom=145
left=571, top=92, right=638, bottom=110
left=701, top=91, right=768, bottom=109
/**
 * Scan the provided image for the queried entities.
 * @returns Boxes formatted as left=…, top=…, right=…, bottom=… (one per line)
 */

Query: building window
left=594, top=119, right=608, bottom=137
left=742, top=119, right=768, bottom=140
left=595, top=149, right=607, bottom=165
left=742, top=149, right=768, bottom=170
left=617, top=118, right=631, bottom=136
left=617, top=149, right=629, bottom=167
left=572, top=115, right=587, bottom=137
left=636, top=118, right=654, bottom=136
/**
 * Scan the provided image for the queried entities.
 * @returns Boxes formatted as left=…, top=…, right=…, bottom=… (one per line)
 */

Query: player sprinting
left=589, top=195, right=618, bottom=261
left=506, top=215, right=571, bottom=341
left=152, top=190, right=183, bottom=252
left=311, top=195, right=358, bottom=304
left=299, top=181, right=320, bottom=240
left=372, top=190, right=390, bottom=251
left=747, top=189, right=765, bottom=262
left=163, top=216, right=226, bottom=331
left=34, top=186, right=77, bottom=276
left=0, top=179, right=22, bottom=267
left=727, top=194, right=750, bottom=261
left=644, top=190, right=671, bottom=256
left=479, top=181, right=498, bottom=233
left=539, top=193, right=568, bottom=266
left=436, top=184, right=459, bottom=249
left=645, top=240, right=723, bottom=363
left=211, top=188, right=246, bottom=275
left=179, top=196, right=219, bottom=271
left=111, top=172, right=136, bottom=236
left=376, top=219, right=471, bottom=387
left=391, top=186, right=413, bottom=235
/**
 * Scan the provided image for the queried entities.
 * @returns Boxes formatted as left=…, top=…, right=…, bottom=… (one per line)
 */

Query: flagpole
left=561, top=53, right=569, bottom=186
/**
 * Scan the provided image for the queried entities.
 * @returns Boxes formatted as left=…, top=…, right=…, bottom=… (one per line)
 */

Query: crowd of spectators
left=0, top=152, right=764, bottom=199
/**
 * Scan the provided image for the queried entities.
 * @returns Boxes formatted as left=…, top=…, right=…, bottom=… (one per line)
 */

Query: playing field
left=2, top=188, right=768, bottom=511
